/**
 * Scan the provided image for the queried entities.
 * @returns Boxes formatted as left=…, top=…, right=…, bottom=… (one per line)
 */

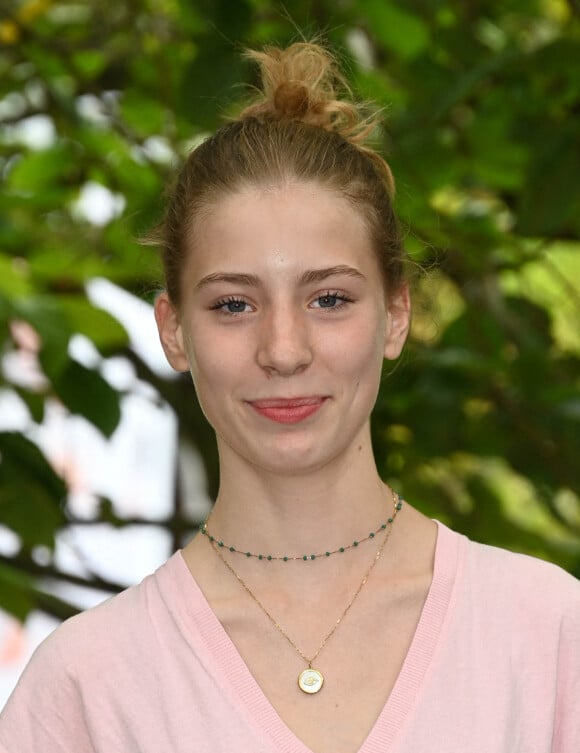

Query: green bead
left=340, top=547, right=345, bottom=553
left=258, top=554, right=263, bottom=560
left=267, top=555, right=272, bottom=561
left=283, top=556, right=289, bottom=562
left=310, top=555, right=316, bottom=560
left=369, top=532, right=375, bottom=538
left=353, top=541, right=358, bottom=546
left=396, top=502, right=403, bottom=510
left=218, top=541, right=224, bottom=547
left=388, top=517, right=393, bottom=524
left=303, top=555, right=308, bottom=560
left=245, top=552, right=251, bottom=557
left=325, top=552, right=330, bottom=557
left=209, top=535, right=215, bottom=542
left=229, top=547, right=235, bottom=552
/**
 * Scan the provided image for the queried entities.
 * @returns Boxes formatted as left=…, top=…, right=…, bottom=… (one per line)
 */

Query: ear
left=154, top=292, right=190, bottom=372
left=383, top=283, right=411, bottom=361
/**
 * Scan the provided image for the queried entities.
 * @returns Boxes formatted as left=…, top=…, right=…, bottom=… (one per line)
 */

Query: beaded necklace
left=199, top=500, right=401, bottom=562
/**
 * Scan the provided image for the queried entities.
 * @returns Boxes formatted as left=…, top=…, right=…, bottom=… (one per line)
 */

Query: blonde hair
left=155, top=41, right=405, bottom=304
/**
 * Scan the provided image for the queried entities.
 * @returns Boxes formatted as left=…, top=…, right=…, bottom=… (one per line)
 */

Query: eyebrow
left=300, top=265, right=366, bottom=284
left=195, top=272, right=260, bottom=290
left=195, top=265, right=366, bottom=290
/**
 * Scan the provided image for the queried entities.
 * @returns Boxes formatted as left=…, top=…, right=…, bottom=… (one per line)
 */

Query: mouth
left=248, top=396, right=327, bottom=424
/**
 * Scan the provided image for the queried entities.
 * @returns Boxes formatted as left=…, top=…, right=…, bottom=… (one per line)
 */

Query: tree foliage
left=1, top=0, right=579, bottom=621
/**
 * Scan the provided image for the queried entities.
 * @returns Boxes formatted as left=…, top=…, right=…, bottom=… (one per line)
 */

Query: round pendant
left=298, top=667, right=324, bottom=694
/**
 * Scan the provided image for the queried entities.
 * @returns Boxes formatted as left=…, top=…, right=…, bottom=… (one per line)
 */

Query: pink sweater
left=1, top=522, right=579, bottom=752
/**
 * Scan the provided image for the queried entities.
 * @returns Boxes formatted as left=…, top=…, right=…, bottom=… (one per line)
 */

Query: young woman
left=1, top=42, right=578, bottom=753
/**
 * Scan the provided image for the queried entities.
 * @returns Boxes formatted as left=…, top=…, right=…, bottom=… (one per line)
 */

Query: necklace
left=208, top=490, right=403, bottom=695
left=200, top=509, right=398, bottom=562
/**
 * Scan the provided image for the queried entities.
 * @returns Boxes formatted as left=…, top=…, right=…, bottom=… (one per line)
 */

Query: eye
left=310, top=292, right=352, bottom=310
left=211, top=297, right=253, bottom=315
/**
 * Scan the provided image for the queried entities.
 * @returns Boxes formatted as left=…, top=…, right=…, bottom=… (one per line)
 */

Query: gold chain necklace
left=208, top=491, right=402, bottom=695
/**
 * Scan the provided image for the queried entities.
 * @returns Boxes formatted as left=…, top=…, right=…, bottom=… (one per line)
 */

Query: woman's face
left=155, top=181, right=410, bottom=475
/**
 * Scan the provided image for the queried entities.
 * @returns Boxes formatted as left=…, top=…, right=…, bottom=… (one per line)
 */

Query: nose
left=256, top=305, right=313, bottom=377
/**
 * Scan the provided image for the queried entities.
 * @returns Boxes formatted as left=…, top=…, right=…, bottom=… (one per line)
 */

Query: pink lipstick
left=249, top=397, right=326, bottom=424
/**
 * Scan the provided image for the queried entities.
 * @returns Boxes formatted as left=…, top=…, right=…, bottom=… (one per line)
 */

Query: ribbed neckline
left=157, top=520, right=462, bottom=753
left=361, top=521, right=461, bottom=752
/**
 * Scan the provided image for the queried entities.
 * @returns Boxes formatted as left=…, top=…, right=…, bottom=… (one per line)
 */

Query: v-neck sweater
left=1, top=521, right=579, bottom=752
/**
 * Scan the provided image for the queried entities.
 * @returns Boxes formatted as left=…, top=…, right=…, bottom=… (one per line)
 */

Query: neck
left=206, top=429, right=391, bottom=557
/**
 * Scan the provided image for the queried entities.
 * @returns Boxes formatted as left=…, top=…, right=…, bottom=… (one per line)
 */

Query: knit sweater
left=1, top=522, right=579, bottom=752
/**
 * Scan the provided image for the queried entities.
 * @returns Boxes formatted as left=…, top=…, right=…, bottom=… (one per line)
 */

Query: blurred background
left=1, top=0, right=579, bottom=704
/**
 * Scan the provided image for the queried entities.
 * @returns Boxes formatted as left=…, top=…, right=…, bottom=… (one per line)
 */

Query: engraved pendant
left=298, top=667, right=324, bottom=694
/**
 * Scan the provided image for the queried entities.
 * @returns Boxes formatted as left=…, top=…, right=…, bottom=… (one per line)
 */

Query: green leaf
left=358, top=1, right=429, bottom=60
left=53, top=359, right=121, bottom=437
left=0, top=561, right=36, bottom=622
left=0, top=253, right=32, bottom=297
left=119, top=91, right=166, bottom=137
left=72, top=49, right=107, bottom=80
left=13, top=386, right=46, bottom=423
left=7, top=143, right=81, bottom=193
left=59, top=296, right=129, bottom=353
left=0, top=432, right=66, bottom=548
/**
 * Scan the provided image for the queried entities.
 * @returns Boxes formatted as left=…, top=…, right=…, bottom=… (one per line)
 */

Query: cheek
left=319, top=317, right=386, bottom=385
left=345, top=313, right=387, bottom=361
left=188, top=347, right=228, bottom=389
left=186, top=350, right=232, bottom=430
left=185, top=325, right=250, bottom=397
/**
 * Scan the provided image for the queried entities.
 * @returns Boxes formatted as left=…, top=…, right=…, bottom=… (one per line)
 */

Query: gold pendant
left=298, top=667, right=324, bottom=694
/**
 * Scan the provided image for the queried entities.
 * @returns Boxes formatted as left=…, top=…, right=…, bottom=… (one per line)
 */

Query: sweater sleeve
left=552, top=591, right=580, bottom=753
left=0, top=621, right=95, bottom=753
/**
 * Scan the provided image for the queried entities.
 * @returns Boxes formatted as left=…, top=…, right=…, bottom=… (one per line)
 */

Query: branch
left=0, top=552, right=126, bottom=595
left=30, top=588, right=83, bottom=622
left=65, top=513, right=198, bottom=534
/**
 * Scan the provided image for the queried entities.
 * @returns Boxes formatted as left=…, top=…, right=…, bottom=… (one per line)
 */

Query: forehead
left=185, top=181, right=379, bottom=280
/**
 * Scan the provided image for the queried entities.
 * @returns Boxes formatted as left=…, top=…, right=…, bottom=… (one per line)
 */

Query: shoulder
left=0, top=555, right=180, bottom=750
left=437, top=523, right=580, bottom=701
left=421, top=524, right=580, bottom=751
left=465, top=533, right=579, bottom=593
left=10, top=553, right=180, bottom=690
left=48, top=553, right=181, bottom=661
left=449, top=525, right=580, bottom=630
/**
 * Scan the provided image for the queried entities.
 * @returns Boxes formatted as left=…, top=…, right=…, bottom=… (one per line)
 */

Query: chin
left=246, top=435, right=349, bottom=476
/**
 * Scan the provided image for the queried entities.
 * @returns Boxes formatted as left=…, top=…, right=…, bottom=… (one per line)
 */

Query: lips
left=249, top=396, right=327, bottom=424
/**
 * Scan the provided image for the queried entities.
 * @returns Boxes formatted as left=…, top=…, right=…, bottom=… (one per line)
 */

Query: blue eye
left=317, top=295, right=339, bottom=308
left=211, top=297, right=251, bottom=314
left=224, top=299, right=248, bottom=313
left=311, top=292, right=351, bottom=310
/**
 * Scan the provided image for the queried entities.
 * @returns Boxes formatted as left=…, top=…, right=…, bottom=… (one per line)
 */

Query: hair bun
left=238, top=41, right=394, bottom=195
left=240, top=42, right=369, bottom=140
left=273, top=81, right=311, bottom=120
